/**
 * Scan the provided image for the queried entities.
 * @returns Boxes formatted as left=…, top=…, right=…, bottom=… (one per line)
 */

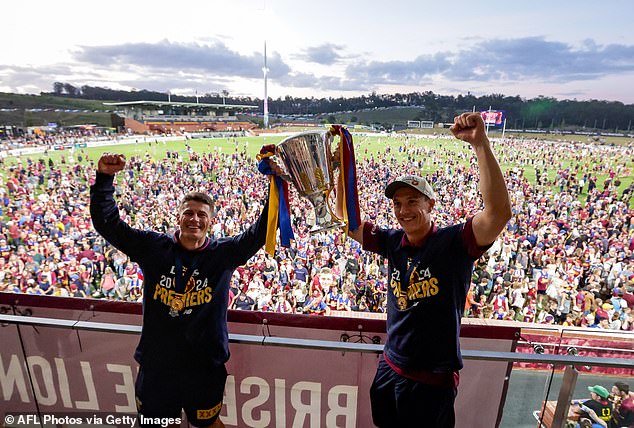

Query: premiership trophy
left=276, top=130, right=346, bottom=234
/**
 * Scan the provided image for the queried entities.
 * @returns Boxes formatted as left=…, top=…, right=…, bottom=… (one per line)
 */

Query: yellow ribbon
left=257, top=152, right=279, bottom=255
left=331, top=125, right=350, bottom=236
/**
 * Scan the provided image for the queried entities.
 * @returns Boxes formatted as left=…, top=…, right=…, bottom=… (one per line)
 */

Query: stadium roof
left=103, top=100, right=258, bottom=110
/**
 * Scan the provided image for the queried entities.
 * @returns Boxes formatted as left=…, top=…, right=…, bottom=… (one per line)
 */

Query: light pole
left=262, top=41, right=269, bottom=129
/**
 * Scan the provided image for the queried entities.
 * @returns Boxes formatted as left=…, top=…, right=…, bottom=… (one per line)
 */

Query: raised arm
left=90, top=152, right=163, bottom=260
left=97, top=152, right=127, bottom=175
left=90, top=154, right=134, bottom=248
left=450, top=112, right=512, bottom=247
left=221, top=145, right=283, bottom=267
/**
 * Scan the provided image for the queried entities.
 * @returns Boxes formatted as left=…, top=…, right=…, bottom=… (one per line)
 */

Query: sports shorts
left=135, top=362, right=227, bottom=427
left=370, top=357, right=457, bottom=428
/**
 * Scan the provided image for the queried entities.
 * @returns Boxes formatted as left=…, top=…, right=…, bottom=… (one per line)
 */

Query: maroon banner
left=0, top=293, right=518, bottom=427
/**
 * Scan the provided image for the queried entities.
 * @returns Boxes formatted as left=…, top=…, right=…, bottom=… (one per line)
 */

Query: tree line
left=46, top=83, right=634, bottom=132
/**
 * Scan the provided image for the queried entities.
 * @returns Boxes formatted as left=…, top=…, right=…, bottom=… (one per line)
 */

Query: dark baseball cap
left=385, top=175, right=436, bottom=200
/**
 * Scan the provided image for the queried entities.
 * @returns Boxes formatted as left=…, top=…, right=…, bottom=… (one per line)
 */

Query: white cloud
left=2, top=0, right=633, bottom=102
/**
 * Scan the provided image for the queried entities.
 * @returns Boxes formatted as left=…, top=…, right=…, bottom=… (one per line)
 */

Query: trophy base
left=309, top=221, right=347, bottom=235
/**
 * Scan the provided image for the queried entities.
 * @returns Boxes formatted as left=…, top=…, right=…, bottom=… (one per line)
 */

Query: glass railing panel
left=500, top=325, right=633, bottom=428
left=1, top=321, right=40, bottom=416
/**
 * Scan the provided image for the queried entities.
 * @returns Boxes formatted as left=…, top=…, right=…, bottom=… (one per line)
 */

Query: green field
left=4, top=133, right=632, bottom=205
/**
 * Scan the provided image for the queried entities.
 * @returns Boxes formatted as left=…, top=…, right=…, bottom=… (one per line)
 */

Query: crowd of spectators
left=0, top=133, right=633, bottom=333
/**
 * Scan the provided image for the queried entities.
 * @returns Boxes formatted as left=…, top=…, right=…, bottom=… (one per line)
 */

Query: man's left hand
left=267, top=158, right=285, bottom=177
left=258, top=144, right=285, bottom=176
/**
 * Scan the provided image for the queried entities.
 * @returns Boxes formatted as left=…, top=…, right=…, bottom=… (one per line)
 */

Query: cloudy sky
left=2, top=0, right=634, bottom=103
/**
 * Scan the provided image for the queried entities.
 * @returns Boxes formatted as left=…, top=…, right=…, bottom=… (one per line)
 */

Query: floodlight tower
left=263, top=41, right=269, bottom=129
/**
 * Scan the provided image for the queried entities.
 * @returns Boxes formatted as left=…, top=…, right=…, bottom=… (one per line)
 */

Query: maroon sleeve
left=362, top=221, right=383, bottom=255
left=462, top=217, right=493, bottom=259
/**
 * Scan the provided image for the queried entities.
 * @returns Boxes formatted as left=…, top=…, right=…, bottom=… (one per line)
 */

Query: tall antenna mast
left=263, top=41, right=269, bottom=129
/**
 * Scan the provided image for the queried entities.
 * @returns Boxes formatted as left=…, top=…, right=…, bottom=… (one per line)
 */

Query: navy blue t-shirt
left=90, top=173, right=268, bottom=368
left=363, top=219, right=488, bottom=373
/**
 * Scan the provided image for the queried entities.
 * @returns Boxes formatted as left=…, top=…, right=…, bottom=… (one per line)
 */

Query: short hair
left=614, top=381, right=629, bottom=394
left=179, top=192, right=213, bottom=212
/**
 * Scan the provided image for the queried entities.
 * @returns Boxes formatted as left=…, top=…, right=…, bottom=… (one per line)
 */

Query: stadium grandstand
left=103, top=100, right=259, bottom=134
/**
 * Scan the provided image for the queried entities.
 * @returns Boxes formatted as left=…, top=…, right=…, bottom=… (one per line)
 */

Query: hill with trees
left=1, top=82, right=632, bottom=132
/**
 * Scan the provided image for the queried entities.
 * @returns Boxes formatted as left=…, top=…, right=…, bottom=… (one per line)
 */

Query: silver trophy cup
left=276, top=130, right=346, bottom=234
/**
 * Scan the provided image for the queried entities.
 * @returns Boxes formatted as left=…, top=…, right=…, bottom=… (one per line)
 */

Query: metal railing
left=2, top=314, right=632, bottom=369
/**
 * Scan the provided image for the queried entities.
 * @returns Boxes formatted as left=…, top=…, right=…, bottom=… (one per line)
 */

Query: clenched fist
left=450, top=112, right=488, bottom=148
left=97, top=153, right=126, bottom=175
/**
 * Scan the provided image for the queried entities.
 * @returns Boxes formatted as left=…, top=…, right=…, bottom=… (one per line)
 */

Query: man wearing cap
left=572, top=385, right=611, bottom=427
left=336, top=112, right=511, bottom=427
left=91, top=151, right=281, bottom=428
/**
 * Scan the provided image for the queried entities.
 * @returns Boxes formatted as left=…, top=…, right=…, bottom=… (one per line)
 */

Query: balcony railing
left=0, top=292, right=632, bottom=428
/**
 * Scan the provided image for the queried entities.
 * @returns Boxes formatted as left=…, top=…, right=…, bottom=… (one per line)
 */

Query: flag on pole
left=480, top=110, right=505, bottom=126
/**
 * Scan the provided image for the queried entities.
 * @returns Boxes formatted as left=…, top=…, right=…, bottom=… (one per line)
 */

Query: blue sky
left=2, top=0, right=633, bottom=103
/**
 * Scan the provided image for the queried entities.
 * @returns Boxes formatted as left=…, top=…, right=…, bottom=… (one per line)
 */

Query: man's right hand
left=97, top=153, right=126, bottom=175
left=332, top=142, right=341, bottom=166
left=450, top=112, right=488, bottom=148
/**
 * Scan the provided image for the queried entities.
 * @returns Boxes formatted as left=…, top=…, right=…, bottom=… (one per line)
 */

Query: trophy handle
left=324, top=129, right=344, bottom=223
left=278, top=171, right=293, bottom=183
left=325, top=129, right=341, bottom=170
left=325, top=188, right=345, bottom=224
left=325, top=128, right=345, bottom=226
left=270, top=148, right=293, bottom=183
